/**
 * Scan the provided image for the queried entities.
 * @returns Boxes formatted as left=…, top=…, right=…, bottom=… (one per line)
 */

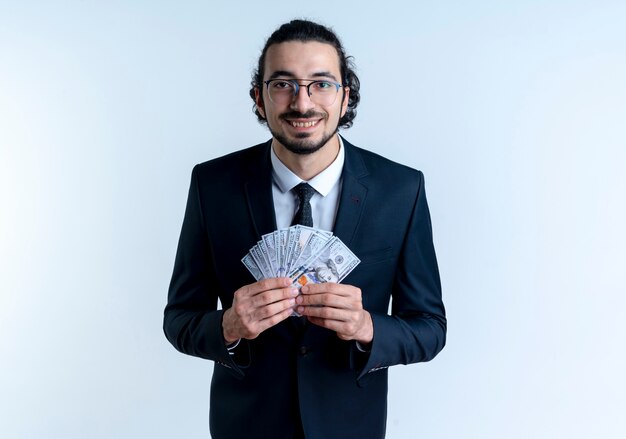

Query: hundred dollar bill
left=284, top=227, right=299, bottom=274
left=286, top=226, right=332, bottom=275
left=241, top=226, right=353, bottom=286
left=277, top=229, right=289, bottom=277
left=257, top=239, right=275, bottom=276
left=261, top=232, right=278, bottom=276
left=250, top=245, right=271, bottom=278
left=241, top=253, right=263, bottom=281
left=291, top=236, right=360, bottom=287
left=287, top=229, right=332, bottom=278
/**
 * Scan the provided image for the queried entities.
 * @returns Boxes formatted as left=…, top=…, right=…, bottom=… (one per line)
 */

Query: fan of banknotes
left=242, top=225, right=360, bottom=288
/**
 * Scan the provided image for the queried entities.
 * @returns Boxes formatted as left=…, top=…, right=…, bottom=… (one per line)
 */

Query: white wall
left=1, top=1, right=624, bottom=437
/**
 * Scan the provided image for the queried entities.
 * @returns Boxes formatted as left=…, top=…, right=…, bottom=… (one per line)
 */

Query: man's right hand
left=222, top=277, right=298, bottom=344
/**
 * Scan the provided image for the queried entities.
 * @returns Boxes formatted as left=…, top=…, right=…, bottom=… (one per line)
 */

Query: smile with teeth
left=289, top=120, right=320, bottom=128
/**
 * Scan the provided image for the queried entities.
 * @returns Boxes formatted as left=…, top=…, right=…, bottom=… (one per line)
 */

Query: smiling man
left=256, top=41, right=347, bottom=158
left=164, top=19, right=446, bottom=439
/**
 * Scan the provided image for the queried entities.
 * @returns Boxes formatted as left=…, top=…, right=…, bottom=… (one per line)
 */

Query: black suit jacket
left=164, top=138, right=446, bottom=439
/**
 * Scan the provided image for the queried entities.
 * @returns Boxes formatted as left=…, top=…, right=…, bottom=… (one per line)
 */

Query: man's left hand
left=295, top=283, right=373, bottom=345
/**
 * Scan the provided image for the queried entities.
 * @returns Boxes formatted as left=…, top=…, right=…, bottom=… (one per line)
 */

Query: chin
left=272, top=129, right=338, bottom=156
left=283, top=141, right=325, bottom=155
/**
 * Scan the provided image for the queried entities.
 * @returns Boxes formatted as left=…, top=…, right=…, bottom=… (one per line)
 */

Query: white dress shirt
left=270, top=136, right=345, bottom=231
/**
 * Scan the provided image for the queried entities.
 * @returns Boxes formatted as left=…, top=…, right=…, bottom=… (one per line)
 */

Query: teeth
left=291, top=120, right=318, bottom=128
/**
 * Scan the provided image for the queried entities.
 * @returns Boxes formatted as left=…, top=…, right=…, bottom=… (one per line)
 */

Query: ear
left=340, top=87, right=350, bottom=118
left=254, top=87, right=266, bottom=119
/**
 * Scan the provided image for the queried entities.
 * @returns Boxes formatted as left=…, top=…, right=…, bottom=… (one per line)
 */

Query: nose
left=290, top=83, right=315, bottom=113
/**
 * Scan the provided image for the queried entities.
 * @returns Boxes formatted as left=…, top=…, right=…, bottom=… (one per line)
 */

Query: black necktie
left=291, top=183, right=315, bottom=227
left=290, top=183, right=315, bottom=332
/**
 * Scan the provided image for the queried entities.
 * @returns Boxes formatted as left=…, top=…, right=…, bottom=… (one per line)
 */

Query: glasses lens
left=307, top=81, right=339, bottom=105
left=267, top=80, right=296, bottom=104
left=267, top=80, right=340, bottom=105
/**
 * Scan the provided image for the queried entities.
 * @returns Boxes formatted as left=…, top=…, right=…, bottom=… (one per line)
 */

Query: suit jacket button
left=299, top=346, right=308, bottom=356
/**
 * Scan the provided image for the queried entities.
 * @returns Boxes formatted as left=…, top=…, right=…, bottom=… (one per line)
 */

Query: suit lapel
left=333, top=138, right=369, bottom=248
left=244, top=141, right=277, bottom=239
left=243, top=142, right=299, bottom=339
left=245, top=138, right=370, bottom=244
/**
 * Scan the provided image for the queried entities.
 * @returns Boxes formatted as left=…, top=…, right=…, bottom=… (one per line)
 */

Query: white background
left=1, top=1, right=625, bottom=437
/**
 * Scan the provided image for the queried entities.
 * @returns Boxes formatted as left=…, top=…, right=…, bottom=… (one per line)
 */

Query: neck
left=272, top=135, right=340, bottom=181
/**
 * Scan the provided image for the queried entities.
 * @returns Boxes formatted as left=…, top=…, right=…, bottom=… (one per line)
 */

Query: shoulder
left=194, top=141, right=270, bottom=172
left=191, top=141, right=271, bottom=183
left=342, top=137, right=424, bottom=186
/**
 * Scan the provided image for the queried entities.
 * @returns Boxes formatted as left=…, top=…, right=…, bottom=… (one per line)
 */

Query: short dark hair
left=249, top=19, right=360, bottom=129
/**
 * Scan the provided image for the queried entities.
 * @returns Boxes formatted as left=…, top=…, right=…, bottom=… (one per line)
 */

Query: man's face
left=255, top=41, right=349, bottom=155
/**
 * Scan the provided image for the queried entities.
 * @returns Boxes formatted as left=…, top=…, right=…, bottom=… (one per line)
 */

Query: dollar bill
left=277, top=229, right=289, bottom=277
left=241, top=226, right=359, bottom=294
left=287, top=228, right=332, bottom=278
left=241, top=253, right=263, bottom=281
left=250, top=245, right=271, bottom=278
left=291, top=236, right=360, bottom=287
left=261, top=232, right=278, bottom=276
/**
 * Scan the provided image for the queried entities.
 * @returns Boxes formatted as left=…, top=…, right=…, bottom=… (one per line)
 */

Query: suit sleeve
left=163, top=166, right=248, bottom=378
left=357, top=170, right=446, bottom=380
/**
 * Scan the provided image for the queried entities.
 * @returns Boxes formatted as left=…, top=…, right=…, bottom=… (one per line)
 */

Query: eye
left=312, top=81, right=333, bottom=90
left=271, top=80, right=293, bottom=89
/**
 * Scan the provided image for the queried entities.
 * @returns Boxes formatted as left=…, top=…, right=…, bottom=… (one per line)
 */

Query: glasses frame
left=263, top=78, right=344, bottom=105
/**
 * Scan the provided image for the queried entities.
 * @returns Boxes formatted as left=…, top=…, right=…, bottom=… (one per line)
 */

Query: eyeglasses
left=264, top=79, right=344, bottom=106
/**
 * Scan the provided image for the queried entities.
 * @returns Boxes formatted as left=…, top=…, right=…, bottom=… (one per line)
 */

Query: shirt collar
left=270, top=135, right=345, bottom=197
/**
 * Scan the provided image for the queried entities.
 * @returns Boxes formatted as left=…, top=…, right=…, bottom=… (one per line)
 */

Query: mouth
left=280, top=111, right=326, bottom=131
left=289, top=119, right=320, bottom=128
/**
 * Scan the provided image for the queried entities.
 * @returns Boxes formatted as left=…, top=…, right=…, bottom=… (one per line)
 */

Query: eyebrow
left=267, top=70, right=339, bottom=82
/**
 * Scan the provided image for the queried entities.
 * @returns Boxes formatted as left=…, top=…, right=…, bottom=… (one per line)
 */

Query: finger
left=232, top=297, right=295, bottom=338
left=232, top=287, right=296, bottom=326
left=254, top=296, right=297, bottom=321
left=251, top=286, right=299, bottom=308
left=257, top=302, right=297, bottom=331
left=297, top=304, right=350, bottom=321
left=300, top=283, right=356, bottom=297
left=296, top=293, right=348, bottom=309
left=242, top=277, right=292, bottom=297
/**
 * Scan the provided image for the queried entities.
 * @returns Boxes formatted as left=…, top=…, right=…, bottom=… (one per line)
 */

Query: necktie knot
left=291, top=183, right=316, bottom=227
left=294, top=182, right=315, bottom=203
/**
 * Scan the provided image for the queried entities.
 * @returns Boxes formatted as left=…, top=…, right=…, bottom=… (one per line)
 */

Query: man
left=164, top=19, right=446, bottom=439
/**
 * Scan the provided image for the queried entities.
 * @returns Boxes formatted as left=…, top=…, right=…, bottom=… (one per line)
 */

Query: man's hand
left=222, top=277, right=298, bottom=344
left=295, top=283, right=373, bottom=345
